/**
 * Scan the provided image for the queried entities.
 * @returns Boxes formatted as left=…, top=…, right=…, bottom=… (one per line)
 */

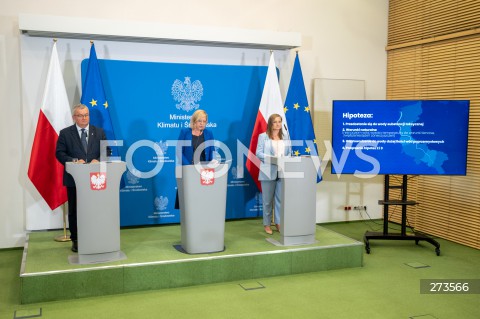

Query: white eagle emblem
left=200, top=168, right=215, bottom=185
left=126, top=169, right=140, bottom=184
left=171, top=77, right=203, bottom=112
left=154, top=196, right=169, bottom=211
left=155, top=140, right=169, bottom=156
left=231, top=166, right=239, bottom=180
left=90, top=172, right=107, bottom=190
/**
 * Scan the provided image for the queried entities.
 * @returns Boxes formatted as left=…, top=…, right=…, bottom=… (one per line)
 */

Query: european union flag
left=285, top=53, right=321, bottom=181
left=80, top=43, right=118, bottom=156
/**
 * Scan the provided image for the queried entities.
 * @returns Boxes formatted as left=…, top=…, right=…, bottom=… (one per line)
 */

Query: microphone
left=283, top=124, right=293, bottom=155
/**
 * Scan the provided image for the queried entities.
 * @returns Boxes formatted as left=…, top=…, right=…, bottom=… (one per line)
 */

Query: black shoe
left=71, top=241, right=78, bottom=252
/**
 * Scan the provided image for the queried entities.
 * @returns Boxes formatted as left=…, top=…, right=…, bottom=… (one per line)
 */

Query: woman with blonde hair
left=177, top=109, right=215, bottom=165
left=175, top=109, right=216, bottom=210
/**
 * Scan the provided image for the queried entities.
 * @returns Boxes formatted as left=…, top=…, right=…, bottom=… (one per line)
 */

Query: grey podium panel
left=274, top=156, right=317, bottom=246
left=66, top=162, right=126, bottom=264
left=176, top=163, right=228, bottom=254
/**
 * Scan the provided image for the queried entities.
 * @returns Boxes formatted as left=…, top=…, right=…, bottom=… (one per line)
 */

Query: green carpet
left=22, top=219, right=360, bottom=273
left=2, top=220, right=479, bottom=319
left=20, top=219, right=363, bottom=303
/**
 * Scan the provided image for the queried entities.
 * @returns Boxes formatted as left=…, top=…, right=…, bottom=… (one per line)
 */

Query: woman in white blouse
left=256, top=114, right=291, bottom=234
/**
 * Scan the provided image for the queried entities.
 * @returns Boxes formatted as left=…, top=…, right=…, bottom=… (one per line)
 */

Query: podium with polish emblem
left=270, top=156, right=317, bottom=246
left=66, top=161, right=126, bottom=264
left=176, top=163, right=228, bottom=254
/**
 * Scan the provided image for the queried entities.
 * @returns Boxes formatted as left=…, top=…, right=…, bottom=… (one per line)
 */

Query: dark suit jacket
left=177, top=128, right=215, bottom=165
left=56, top=124, right=106, bottom=187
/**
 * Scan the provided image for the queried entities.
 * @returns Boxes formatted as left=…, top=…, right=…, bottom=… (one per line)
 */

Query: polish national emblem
left=90, top=172, right=107, bottom=190
left=200, top=168, right=215, bottom=186
left=171, top=77, right=203, bottom=112
left=155, top=140, right=169, bottom=157
left=154, top=196, right=169, bottom=211
left=231, top=166, right=239, bottom=180
left=126, top=169, right=140, bottom=184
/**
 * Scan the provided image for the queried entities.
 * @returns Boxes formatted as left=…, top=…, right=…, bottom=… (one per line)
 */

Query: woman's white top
left=272, top=139, right=285, bottom=157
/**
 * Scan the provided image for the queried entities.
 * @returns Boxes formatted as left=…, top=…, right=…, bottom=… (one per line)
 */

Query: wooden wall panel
left=388, top=0, right=480, bottom=46
left=386, top=1, right=480, bottom=249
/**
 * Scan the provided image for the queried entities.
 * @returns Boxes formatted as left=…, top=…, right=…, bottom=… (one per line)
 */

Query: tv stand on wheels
left=364, top=175, right=440, bottom=256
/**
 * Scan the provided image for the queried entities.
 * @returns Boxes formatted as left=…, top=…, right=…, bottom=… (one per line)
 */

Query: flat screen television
left=331, top=100, right=470, bottom=175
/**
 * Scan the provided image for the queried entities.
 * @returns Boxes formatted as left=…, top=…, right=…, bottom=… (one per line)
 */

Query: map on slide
left=398, top=103, right=448, bottom=174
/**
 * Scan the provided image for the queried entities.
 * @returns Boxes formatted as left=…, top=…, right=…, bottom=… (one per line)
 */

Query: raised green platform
left=20, top=219, right=363, bottom=304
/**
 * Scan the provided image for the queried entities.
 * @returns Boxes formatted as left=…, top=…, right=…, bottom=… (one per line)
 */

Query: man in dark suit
left=56, top=104, right=106, bottom=252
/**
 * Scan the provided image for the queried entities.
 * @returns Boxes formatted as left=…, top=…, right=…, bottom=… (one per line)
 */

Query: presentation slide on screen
left=331, top=100, right=470, bottom=175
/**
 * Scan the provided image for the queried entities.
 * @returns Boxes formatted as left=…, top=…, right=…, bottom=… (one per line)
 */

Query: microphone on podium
left=283, top=124, right=293, bottom=155
left=283, top=124, right=289, bottom=137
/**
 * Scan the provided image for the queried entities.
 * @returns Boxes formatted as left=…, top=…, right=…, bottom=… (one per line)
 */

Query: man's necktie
left=81, top=129, right=88, bottom=153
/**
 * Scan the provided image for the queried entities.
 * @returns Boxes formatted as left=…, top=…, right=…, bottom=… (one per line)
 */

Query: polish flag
left=246, top=53, right=288, bottom=191
left=28, top=42, right=73, bottom=210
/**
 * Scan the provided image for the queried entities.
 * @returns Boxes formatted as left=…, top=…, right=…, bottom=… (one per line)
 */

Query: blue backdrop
left=81, top=59, right=267, bottom=226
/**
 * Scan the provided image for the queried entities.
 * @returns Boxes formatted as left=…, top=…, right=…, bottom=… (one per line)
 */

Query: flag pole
left=270, top=49, right=277, bottom=230
left=50, top=39, right=70, bottom=243
left=54, top=203, right=71, bottom=242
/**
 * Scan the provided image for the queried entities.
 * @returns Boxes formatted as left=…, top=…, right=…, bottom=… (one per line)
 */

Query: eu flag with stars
left=285, top=53, right=321, bottom=181
left=80, top=43, right=118, bottom=156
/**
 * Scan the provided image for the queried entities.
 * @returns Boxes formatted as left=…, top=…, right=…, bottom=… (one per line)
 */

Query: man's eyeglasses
left=75, top=114, right=89, bottom=119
